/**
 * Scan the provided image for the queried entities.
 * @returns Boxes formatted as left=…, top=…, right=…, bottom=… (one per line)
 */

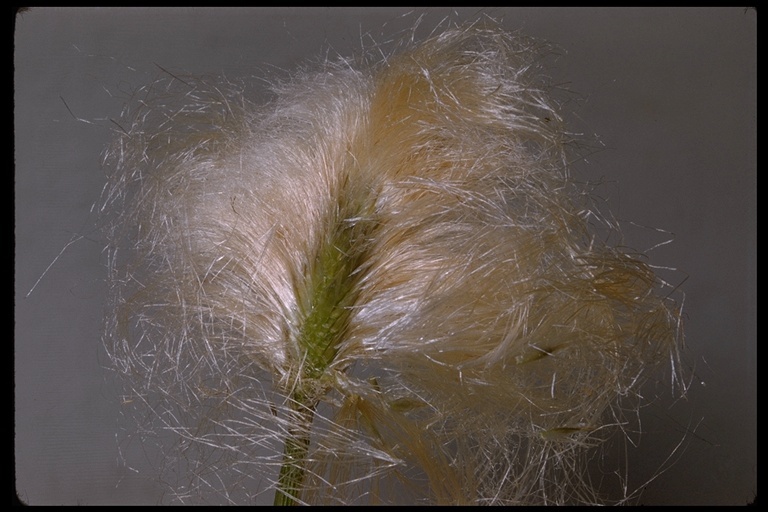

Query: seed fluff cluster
left=102, top=22, right=682, bottom=505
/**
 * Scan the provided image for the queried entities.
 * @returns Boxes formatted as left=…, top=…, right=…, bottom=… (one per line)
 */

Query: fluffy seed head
left=102, top=22, right=681, bottom=505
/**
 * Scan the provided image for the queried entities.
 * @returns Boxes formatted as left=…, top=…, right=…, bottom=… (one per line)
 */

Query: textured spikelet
left=102, top=23, right=681, bottom=505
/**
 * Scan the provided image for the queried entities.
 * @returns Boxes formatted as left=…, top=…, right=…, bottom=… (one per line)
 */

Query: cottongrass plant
left=102, top=22, right=682, bottom=505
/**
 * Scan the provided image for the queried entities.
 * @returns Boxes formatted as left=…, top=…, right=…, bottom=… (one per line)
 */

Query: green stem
left=274, top=395, right=316, bottom=506
left=273, top=191, right=376, bottom=505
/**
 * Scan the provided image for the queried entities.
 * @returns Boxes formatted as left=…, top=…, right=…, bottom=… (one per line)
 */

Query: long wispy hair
left=101, top=20, right=683, bottom=505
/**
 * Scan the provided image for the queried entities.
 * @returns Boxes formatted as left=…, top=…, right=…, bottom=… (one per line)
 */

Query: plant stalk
left=274, top=195, right=375, bottom=505
left=274, top=395, right=317, bottom=506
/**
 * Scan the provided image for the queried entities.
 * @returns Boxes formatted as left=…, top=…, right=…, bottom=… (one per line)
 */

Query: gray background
left=15, top=7, right=755, bottom=505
